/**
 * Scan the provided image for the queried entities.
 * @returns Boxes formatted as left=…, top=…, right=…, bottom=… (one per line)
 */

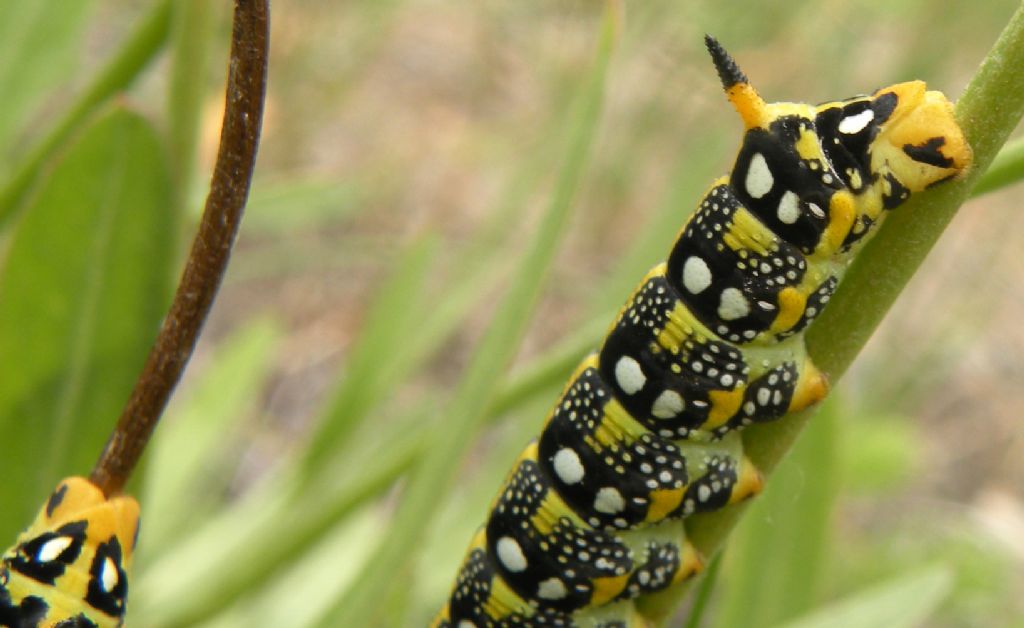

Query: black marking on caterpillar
left=429, top=34, right=973, bottom=628
left=0, top=479, right=137, bottom=628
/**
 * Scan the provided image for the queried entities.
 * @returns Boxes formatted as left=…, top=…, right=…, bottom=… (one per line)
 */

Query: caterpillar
left=0, top=1, right=268, bottom=626
left=432, top=36, right=972, bottom=628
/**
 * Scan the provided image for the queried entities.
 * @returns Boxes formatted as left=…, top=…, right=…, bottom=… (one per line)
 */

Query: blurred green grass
left=1, top=1, right=1022, bottom=627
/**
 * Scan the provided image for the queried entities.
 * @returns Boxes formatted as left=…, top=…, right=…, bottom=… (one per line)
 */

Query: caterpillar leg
left=0, top=478, right=139, bottom=628
left=616, top=520, right=704, bottom=594
left=432, top=529, right=703, bottom=628
left=788, top=355, right=828, bottom=413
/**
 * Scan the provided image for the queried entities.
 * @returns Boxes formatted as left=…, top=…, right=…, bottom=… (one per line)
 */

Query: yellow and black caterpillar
left=433, top=36, right=971, bottom=628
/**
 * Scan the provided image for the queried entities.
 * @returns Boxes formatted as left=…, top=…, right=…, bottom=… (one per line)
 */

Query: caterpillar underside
left=433, top=36, right=971, bottom=628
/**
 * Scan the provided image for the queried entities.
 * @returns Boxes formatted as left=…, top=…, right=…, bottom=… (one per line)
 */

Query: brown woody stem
left=90, top=0, right=270, bottom=496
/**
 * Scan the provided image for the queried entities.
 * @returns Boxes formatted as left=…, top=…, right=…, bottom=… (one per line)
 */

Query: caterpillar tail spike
left=433, top=35, right=970, bottom=627
left=705, top=34, right=768, bottom=129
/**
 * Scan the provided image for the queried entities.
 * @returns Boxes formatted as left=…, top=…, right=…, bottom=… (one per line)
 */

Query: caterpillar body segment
left=0, top=478, right=139, bottom=628
left=435, top=36, right=971, bottom=627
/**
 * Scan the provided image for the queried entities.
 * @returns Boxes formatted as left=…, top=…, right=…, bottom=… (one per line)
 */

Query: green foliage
left=0, top=1, right=95, bottom=167
left=2, top=1, right=1023, bottom=627
left=0, top=0, right=172, bottom=226
left=143, top=318, right=283, bottom=550
left=777, top=565, right=954, bottom=628
left=0, top=107, right=174, bottom=540
left=715, top=399, right=842, bottom=628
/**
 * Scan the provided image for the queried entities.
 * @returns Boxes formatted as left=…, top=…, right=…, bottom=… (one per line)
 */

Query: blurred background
left=0, top=1, right=1021, bottom=626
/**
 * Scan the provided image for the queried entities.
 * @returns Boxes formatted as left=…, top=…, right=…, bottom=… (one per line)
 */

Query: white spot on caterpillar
left=808, top=202, right=826, bottom=219
left=615, top=356, right=646, bottom=394
left=838, top=109, right=874, bottom=134
left=651, top=390, right=684, bottom=419
left=777, top=191, right=801, bottom=224
left=745, top=152, right=773, bottom=199
left=496, top=536, right=527, bottom=572
left=37, top=537, right=73, bottom=563
left=682, top=256, right=712, bottom=294
left=537, top=577, right=568, bottom=600
left=458, top=622, right=478, bottom=628
left=698, top=485, right=712, bottom=502
left=553, top=448, right=585, bottom=485
left=594, top=487, right=626, bottom=514
left=100, top=557, right=119, bottom=592
left=717, top=287, right=750, bottom=321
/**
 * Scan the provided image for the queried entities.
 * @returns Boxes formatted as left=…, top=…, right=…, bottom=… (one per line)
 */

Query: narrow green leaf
left=0, top=0, right=95, bottom=165
left=300, top=153, right=562, bottom=478
left=488, top=316, right=609, bottom=419
left=222, top=508, right=385, bottom=628
left=841, top=412, right=922, bottom=494
left=683, top=553, right=722, bottom=628
left=142, top=318, right=282, bottom=551
left=971, top=136, right=1024, bottom=196
left=717, top=399, right=841, bottom=627
left=242, top=179, right=368, bottom=233
left=776, top=565, right=954, bottom=628
left=134, top=425, right=424, bottom=627
left=166, top=0, right=217, bottom=213
left=0, top=107, right=174, bottom=540
left=0, top=0, right=172, bottom=228
left=317, top=5, right=619, bottom=625
left=300, top=235, right=440, bottom=478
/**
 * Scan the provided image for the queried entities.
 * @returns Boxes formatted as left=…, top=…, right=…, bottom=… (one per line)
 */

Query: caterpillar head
left=704, top=35, right=972, bottom=254
left=865, top=81, right=972, bottom=189
left=1, top=477, right=139, bottom=627
left=705, top=36, right=971, bottom=193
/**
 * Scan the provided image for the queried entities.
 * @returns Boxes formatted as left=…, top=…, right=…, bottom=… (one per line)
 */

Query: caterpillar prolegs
left=433, top=36, right=971, bottom=627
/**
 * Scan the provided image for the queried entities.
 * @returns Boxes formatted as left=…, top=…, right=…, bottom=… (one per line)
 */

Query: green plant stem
left=638, top=3, right=1024, bottom=623
left=0, top=0, right=172, bottom=228
left=146, top=433, right=423, bottom=628
left=683, top=553, right=722, bottom=628
left=488, top=316, right=609, bottom=419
